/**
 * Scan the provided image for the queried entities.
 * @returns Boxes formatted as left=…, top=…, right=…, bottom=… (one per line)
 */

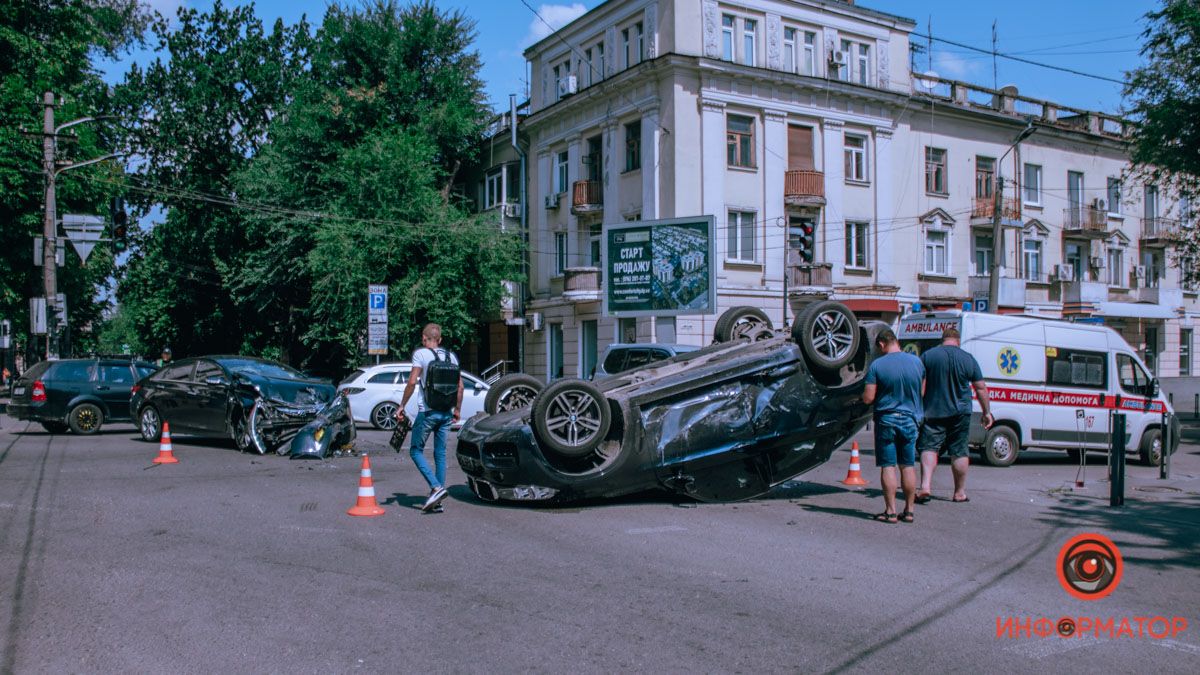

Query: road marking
left=1003, top=635, right=1102, bottom=659
left=626, top=525, right=688, bottom=535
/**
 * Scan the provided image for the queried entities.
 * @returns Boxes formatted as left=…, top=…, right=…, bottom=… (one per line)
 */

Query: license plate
left=12, top=387, right=24, bottom=396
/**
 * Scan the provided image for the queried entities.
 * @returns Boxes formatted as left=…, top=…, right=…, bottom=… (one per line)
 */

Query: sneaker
left=421, top=486, right=448, bottom=511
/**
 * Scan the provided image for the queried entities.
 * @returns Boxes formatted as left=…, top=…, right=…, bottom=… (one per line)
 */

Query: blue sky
left=113, top=0, right=1156, bottom=114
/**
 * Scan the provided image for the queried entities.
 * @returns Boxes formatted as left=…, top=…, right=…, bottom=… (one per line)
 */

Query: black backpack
left=422, top=348, right=460, bottom=412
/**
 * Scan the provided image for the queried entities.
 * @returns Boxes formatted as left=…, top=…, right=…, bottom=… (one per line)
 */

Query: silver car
left=337, top=363, right=489, bottom=430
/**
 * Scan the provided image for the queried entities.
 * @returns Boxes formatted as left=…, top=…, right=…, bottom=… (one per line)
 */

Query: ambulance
left=897, top=311, right=1179, bottom=467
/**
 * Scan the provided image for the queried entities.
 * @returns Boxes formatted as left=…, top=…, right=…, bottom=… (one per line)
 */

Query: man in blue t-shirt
left=862, top=329, right=925, bottom=524
left=916, top=327, right=993, bottom=504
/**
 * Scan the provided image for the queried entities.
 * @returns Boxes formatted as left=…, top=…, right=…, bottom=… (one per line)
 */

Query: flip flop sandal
left=872, top=511, right=899, bottom=524
left=900, top=510, right=915, bottom=523
left=914, top=493, right=933, bottom=505
left=952, top=496, right=970, bottom=503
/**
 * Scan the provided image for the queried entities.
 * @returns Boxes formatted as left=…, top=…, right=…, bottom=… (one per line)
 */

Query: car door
left=459, top=372, right=487, bottom=422
left=154, top=361, right=197, bottom=430
left=191, top=359, right=232, bottom=433
left=47, top=361, right=96, bottom=418
left=97, top=362, right=139, bottom=421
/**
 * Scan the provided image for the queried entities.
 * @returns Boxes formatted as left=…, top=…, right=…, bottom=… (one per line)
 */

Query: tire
left=982, top=426, right=1020, bottom=467
left=68, top=403, right=104, bottom=435
left=531, top=378, right=612, bottom=458
left=713, top=306, right=773, bottom=343
left=1138, top=428, right=1163, bottom=466
left=1066, top=447, right=1083, bottom=463
left=793, top=300, right=861, bottom=371
left=40, top=421, right=69, bottom=434
left=370, top=401, right=400, bottom=430
left=484, top=374, right=544, bottom=414
left=138, top=406, right=162, bottom=442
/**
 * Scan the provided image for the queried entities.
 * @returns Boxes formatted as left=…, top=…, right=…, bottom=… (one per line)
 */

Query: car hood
left=237, top=374, right=335, bottom=407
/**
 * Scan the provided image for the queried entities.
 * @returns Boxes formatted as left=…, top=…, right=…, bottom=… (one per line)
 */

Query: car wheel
left=1138, top=428, right=1163, bottom=466
left=532, top=378, right=612, bottom=458
left=371, top=401, right=400, bottom=430
left=40, top=421, right=69, bottom=434
left=68, top=403, right=104, bottom=435
left=982, top=426, right=1020, bottom=467
left=234, top=402, right=268, bottom=454
left=713, top=306, right=773, bottom=343
left=484, top=374, right=544, bottom=414
left=793, top=300, right=861, bottom=371
left=1066, top=447, right=1083, bottom=463
left=138, top=406, right=162, bottom=442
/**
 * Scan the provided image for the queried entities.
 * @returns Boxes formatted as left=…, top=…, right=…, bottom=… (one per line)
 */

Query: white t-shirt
left=411, top=347, right=459, bottom=411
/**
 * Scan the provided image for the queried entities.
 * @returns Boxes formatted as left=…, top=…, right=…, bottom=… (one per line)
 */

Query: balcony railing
left=970, top=197, right=1021, bottom=222
left=562, top=267, right=601, bottom=302
left=571, top=179, right=603, bottom=214
left=787, top=262, right=833, bottom=289
left=1062, top=206, right=1109, bottom=236
left=784, top=170, right=825, bottom=206
left=1141, top=217, right=1180, bottom=243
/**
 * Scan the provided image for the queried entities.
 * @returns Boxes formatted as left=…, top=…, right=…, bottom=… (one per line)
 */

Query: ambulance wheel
left=1138, top=428, right=1163, bottom=466
left=981, top=426, right=1019, bottom=467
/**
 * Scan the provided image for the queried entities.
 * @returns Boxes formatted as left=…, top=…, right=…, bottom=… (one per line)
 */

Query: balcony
left=787, top=261, right=833, bottom=290
left=562, top=266, right=601, bottom=302
left=571, top=180, right=603, bottom=215
left=969, top=197, right=1022, bottom=225
left=784, top=170, right=826, bottom=207
left=967, top=275, right=1028, bottom=308
left=1062, top=207, right=1109, bottom=238
left=1134, top=286, right=1183, bottom=308
left=1141, top=217, right=1180, bottom=247
left=1062, top=280, right=1109, bottom=305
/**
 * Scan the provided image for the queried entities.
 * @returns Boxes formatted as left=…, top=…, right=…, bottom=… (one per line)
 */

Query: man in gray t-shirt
left=916, top=327, right=993, bottom=504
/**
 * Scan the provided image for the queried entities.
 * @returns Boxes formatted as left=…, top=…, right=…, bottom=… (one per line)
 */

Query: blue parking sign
left=369, top=293, right=386, bottom=310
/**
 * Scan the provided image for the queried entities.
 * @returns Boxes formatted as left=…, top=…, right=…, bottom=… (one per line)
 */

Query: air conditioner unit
left=1055, top=264, right=1075, bottom=282
left=557, top=75, right=578, bottom=98
left=1133, top=265, right=1146, bottom=278
left=1092, top=198, right=1107, bottom=212
left=1090, top=256, right=1105, bottom=269
left=830, top=51, right=847, bottom=66
left=544, top=193, right=560, bottom=209
left=503, top=203, right=521, bottom=218
left=526, top=312, right=544, bottom=331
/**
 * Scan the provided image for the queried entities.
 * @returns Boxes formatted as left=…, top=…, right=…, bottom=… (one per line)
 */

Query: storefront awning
left=1094, top=301, right=1176, bottom=320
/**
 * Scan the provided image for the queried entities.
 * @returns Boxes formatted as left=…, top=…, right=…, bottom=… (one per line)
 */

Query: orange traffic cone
left=840, top=441, right=868, bottom=486
left=347, top=454, right=385, bottom=517
left=153, top=421, right=179, bottom=464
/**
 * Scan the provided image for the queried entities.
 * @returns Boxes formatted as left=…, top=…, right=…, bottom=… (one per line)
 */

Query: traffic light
left=790, top=220, right=815, bottom=263
left=111, top=197, right=127, bottom=252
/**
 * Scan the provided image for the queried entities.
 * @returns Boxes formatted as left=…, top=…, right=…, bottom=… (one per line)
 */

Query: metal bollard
left=1110, top=414, right=1126, bottom=507
left=1195, top=393, right=1199, bottom=420
left=1161, top=412, right=1172, bottom=480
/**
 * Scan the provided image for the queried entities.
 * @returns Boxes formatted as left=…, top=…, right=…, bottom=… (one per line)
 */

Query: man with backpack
left=398, top=323, right=464, bottom=512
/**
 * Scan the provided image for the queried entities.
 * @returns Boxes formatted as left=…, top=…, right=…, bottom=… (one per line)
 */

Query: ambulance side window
left=1046, top=349, right=1106, bottom=389
left=1116, top=354, right=1152, bottom=396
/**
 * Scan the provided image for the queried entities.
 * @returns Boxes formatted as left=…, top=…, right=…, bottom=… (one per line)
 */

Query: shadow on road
left=1035, top=492, right=1200, bottom=571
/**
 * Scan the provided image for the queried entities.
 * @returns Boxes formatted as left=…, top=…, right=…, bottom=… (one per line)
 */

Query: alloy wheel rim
left=141, top=409, right=158, bottom=438
left=810, top=310, right=854, bottom=360
left=77, top=408, right=98, bottom=431
left=374, top=403, right=399, bottom=430
left=544, top=391, right=602, bottom=447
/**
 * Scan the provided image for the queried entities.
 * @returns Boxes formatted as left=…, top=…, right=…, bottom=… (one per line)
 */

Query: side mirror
left=473, top=381, right=484, bottom=393
left=205, top=375, right=229, bottom=387
left=1150, top=378, right=1160, bottom=398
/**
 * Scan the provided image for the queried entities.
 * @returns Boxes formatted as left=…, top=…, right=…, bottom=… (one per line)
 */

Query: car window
left=340, top=369, right=365, bottom=386
left=160, top=362, right=195, bottom=381
left=23, top=361, right=52, bottom=380
left=368, top=370, right=400, bottom=384
left=135, top=365, right=155, bottom=380
left=602, top=350, right=627, bottom=374
left=52, top=361, right=96, bottom=382
left=1046, top=349, right=1105, bottom=390
left=221, top=358, right=305, bottom=380
left=649, top=349, right=671, bottom=361
left=623, top=349, right=656, bottom=371
left=1116, top=354, right=1152, bottom=396
left=195, top=360, right=224, bottom=382
left=102, top=365, right=135, bottom=385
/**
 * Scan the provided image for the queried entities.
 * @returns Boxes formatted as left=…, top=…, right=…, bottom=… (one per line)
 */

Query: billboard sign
left=603, top=216, right=715, bottom=317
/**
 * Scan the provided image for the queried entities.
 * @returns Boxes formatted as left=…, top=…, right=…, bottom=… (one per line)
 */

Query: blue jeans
left=874, top=412, right=919, bottom=468
left=409, top=410, right=453, bottom=489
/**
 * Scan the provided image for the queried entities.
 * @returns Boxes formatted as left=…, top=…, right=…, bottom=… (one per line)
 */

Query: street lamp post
left=988, top=123, right=1037, bottom=312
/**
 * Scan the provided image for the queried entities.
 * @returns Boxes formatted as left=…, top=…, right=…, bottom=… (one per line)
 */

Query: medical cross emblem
left=998, top=347, right=1021, bottom=376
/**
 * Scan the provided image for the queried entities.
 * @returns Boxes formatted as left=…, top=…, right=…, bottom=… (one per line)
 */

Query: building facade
left=510, top=0, right=1197, bottom=381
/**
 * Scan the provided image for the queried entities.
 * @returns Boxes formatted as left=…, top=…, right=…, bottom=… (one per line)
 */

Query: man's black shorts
left=918, top=414, right=972, bottom=459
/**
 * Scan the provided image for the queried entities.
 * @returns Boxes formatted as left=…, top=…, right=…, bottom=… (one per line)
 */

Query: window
left=367, top=370, right=401, bottom=384
left=595, top=41, right=605, bottom=80
left=975, top=157, right=995, bottom=199
left=726, top=115, right=755, bottom=168
left=924, top=229, right=948, bottom=275
left=1023, top=164, right=1041, bottom=205
left=622, top=27, right=631, bottom=69
left=552, top=59, right=571, bottom=99
left=53, top=361, right=94, bottom=382
left=838, top=39, right=852, bottom=81
left=856, top=43, right=871, bottom=85
left=194, top=360, right=223, bottom=383
left=555, top=232, right=568, bottom=275
left=635, top=21, right=645, bottom=63
left=1145, top=185, right=1160, bottom=224
left=1022, top=238, right=1043, bottom=281
left=160, top=362, right=194, bottom=381
left=845, top=221, right=869, bottom=268
left=555, top=151, right=568, bottom=193
left=721, top=15, right=735, bottom=61
left=1142, top=250, right=1164, bottom=288
left=102, top=365, right=135, bottom=384
left=844, top=134, right=867, bottom=182
left=584, top=47, right=595, bottom=86
left=1107, top=177, right=1121, bottom=215
left=803, top=31, right=817, bottom=75
left=1065, top=242, right=1085, bottom=282
left=1181, top=195, right=1193, bottom=226
left=783, top=27, right=796, bottom=73
left=484, top=169, right=502, bottom=208
left=1116, top=353, right=1153, bottom=396
left=1049, top=349, right=1107, bottom=390
left=925, top=147, right=947, bottom=194
left=1181, top=328, right=1193, bottom=376
left=742, top=18, right=756, bottom=66
left=624, top=120, right=641, bottom=172
left=727, top=210, right=756, bottom=262
left=973, top=233, right=994, bottom=277
left=1107, top=246, right=1124, bottom=286
left=589, top=223, right=602, bottom=267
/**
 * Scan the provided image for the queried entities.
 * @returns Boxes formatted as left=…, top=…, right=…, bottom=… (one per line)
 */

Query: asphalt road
left=1, top=418, right=1198, bottom=673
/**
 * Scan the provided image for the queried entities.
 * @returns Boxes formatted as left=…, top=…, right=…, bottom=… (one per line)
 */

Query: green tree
left=1124, top=0, right=1200, bottom=283
left=0, top=0, right=145, bottom=360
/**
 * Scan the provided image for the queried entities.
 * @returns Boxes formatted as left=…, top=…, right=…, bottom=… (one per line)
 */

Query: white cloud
left=520, top=3, right=587, bottom=48
left=932, top=51, right=982, bottom=80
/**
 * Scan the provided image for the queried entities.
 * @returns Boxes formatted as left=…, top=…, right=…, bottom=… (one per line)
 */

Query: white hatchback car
left=338, top=363, right=490, bottom=430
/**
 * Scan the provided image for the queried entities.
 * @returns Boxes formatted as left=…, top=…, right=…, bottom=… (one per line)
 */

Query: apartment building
left=507, top=0, right=1197, bottom=381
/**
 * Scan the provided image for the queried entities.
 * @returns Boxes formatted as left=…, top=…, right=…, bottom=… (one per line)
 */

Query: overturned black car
left=130, top=356, right=353, bottom=457
left=458, top=301, right=888, bottom=504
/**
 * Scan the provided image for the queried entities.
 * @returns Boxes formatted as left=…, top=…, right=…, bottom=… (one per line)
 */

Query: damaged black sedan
left=131, top=356, right=351, bottom=456
left=458, top=302, right=888, bottom=504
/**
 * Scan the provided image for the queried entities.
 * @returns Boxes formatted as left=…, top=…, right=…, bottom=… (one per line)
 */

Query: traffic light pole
left=42, top=92, right=58, bottom=360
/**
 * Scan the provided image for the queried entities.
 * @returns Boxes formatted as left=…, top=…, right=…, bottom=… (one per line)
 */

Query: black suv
left=7, top=358, right=157, bottom=434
